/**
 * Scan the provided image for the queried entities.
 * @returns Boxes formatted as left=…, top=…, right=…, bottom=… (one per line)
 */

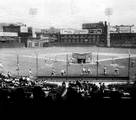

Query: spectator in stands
left=19, top=76, right=23, bottom=85
left=62, top=81, right=66, bottom=88
left=0, top=72, right=6, bottom=79
left=65, top=85, right=82, bottom=103
left=100, top=83, right=106, bottom=93
left=32, top=86, right=45, bottom=104
left=13, top=87, right=26, bottom=105
left=7, top=71, right=11, bottom=78
left=68, top=81, right=71, bottom=87
left=76, top=80, right=82, bottom=88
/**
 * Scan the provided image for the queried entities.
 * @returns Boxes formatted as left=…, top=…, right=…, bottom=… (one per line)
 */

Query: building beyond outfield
left=1, top=21, right=136, bottom=48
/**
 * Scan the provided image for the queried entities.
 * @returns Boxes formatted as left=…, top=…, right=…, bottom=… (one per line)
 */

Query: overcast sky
left=0, top=0, right=136, bottom=28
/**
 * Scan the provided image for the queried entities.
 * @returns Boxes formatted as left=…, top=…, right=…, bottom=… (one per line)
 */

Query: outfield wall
left=0, top=42, right=25, bottom=48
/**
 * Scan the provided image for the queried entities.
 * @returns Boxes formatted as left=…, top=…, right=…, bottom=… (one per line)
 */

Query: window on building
left=34, top=42, right=39, bottom=47
left=28, top=42, right=32, bottom=47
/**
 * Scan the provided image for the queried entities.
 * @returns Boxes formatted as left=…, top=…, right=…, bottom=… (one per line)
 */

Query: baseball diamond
left=0, top=47, right=136, bottom=82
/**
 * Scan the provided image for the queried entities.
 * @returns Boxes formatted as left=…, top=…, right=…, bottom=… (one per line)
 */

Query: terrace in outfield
left=0, top=46, right=136, bottom=81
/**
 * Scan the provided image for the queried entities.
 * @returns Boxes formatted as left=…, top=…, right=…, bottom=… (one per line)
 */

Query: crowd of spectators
left=0, top=72, right=136, bottom=113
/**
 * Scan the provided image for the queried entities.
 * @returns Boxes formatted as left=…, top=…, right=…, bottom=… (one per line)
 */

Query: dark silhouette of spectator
left=13, top=88, right=25, bottom=103
left=100, top=83, right=106, bottom=93
left=7, top=72, right=11, bottom=78
left=32, top=86, right=45, bottom=105
left=0, top=89, right=9, bottom=105
left=76, top=80, right=82, bottom=88
left=62, top=81, right=66, bottom=88
left=65, top=86, right=83, bottom=104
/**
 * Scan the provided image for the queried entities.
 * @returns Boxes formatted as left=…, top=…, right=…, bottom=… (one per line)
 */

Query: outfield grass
left=0, top=47, right=136, bottom=81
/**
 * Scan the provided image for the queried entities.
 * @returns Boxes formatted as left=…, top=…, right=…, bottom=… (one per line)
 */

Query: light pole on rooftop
left=105, top=8, right=113, bottom=47
left=29, top=8, right=38, bottom=28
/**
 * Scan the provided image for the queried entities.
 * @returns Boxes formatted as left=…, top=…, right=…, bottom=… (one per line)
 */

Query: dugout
left=72, top=53, right=92, bottom=64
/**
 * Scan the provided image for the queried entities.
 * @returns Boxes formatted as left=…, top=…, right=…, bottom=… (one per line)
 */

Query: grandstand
left=0, top=70, right=136, bottom=114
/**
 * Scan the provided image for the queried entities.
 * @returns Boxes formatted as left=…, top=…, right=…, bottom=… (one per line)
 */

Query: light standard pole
left=66, top=54, right=69, bottom=81
left=96, top=48, right=99, bottom=80
left=35, top=52, right=38, bottom=77
left=105, top=8, right=113, bottom=47
left=81, top=61, right=83, bottom=81
left=128, top=49, right=131, bottom=83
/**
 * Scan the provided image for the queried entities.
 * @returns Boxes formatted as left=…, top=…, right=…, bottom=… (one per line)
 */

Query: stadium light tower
left=29, top=8, right=38, bottom=28
left=105, top=8, right=113, bottom=47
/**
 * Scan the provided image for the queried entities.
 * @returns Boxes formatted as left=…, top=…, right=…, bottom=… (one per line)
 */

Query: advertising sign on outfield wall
left=118, top=26, right=131, bottom=33
left=0, top=32, right=18, bottom=36
left=20, top=26, right=28, bottom=33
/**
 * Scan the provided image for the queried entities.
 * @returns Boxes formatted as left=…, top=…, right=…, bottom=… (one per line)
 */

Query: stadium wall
left=0, top=41, right=25, bottom=48
left=110, top=33, right=136, bottom=48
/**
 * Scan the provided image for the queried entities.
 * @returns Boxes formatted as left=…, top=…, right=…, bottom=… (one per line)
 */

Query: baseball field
left=0, top=46, right=136, bottom=81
